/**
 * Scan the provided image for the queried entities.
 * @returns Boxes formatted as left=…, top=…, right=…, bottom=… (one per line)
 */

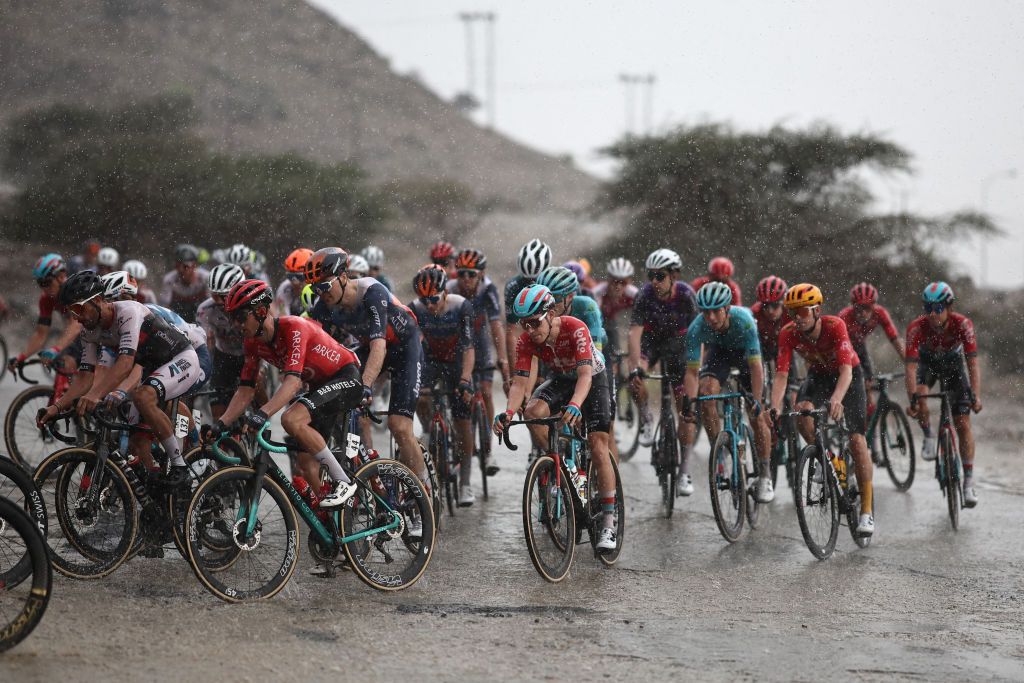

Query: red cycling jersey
left=690, top=276, right=742, bottom=306
left=905, top=312, right=977, bottom=362
left=837, top=304, right=899, bottom=347
left=592, top=281, right=638, bottom=322
left=37, top=292, right=67, bottom=326
left=777, top=315, right=860, bottom=374
left=750, top=301, right=792, bottom=358
left=240, top=315, right=359, bottom=386
left=514, top=316, right=605, bottom=378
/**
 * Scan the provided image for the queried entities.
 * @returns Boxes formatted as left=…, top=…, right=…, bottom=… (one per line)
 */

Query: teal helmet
left=536, top=266, right=579, bottom=299
left=33, top=253, right=65, bottom=280
left=922, top=281, right=954, bottom=305
left=512, top=284, right=554, bottom=319
left=696, top=281, right=733, bottom=310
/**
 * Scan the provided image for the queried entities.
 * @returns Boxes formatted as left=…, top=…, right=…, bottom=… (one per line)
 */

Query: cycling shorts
left=852, top=342, right=874, bottom=382
left=917, top=356, right=972, bottom=416
left=294, top=363, right=364, bottom=440
left=641, top=335, right=686, bottom=388
left=796, top=365, right=867, bottom=435
left=358, top=334, right=423, bottom=420
left=532, top=370, right=612, bottom=434
left=699, top=344, right=758, bottom=394
left=60, top=337, right=84, bottom=366
left=142, top=348, right=203, bottom=403
left=421, top=360, right=472, bottom=420
left=194, top=345, right=212, bottom=393
left=210, top=349, right=245, bottom=407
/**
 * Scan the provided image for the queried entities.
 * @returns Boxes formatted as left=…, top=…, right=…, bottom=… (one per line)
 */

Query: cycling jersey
left=447, top=275, right=502, bottom=361
left=690, top=276, right=742, bottom=306
left=239, top=316, right=359, bottom=387
left=135, top=287, right=158, bottom=305
left=37, top=292, right=67, bottom=326
left=309, top=277, right=417, bottom=348
left=160, top=268, right=210, bottom=321
left=685, top=306, right=761, bottom=368
left=569, top=294, right=607, bottom=351
left=776, top=316, right=860, bottom=375
left=905, top=313, right=977, bottom=363
left=504, top=274, right=534, bottom=324
left=374, top=273, right=395, bottom=293
left=514, top=316, right=605, bottom=379
left=838, top=304, right=899, bottom=347
left=411, top=294, right=475, bottom=365
left=750, top=302, right=792, bottom=362
left=593, top=281, right=638, bottom=322
left=145, top=304, right=208, bottom=350
left=196, top=297, right=244, bottom=356
left=629, top=281, right=698, bottom=340
left=274, top=278, right=305, bottom=316
left=79, top=300, right=191, bottom=374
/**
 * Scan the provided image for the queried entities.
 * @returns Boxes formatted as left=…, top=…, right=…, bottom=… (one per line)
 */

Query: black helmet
left=175, top=244, right=200, bottom=263
left=59, top=271, right=105, bottom=307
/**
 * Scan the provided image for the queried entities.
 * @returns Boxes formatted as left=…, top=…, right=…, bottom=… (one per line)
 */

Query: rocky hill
left=0, top=0, right=596, bottom=212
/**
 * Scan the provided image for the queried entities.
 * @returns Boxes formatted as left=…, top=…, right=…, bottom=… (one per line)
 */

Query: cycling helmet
left=58, top=270, right=105, bottom=306
left=100, top=271, right=137, bottom=300
left=413, top=266, right=448, bottom=297
left=696, top=282, right=733, bottom=310
left=346, top=254, right=370, bottom=276
left=430, top=241, right=455, bottom=263
left=305, top=247, right=349, bottom=284
left=512, top=284, right=555, bottom=319
left=606, top=257, right=634, bottom=279
left=850, top=282, right=878, bottom=305
left=455, top=248, right=487, bottom=271
left=196, top=247, right=210, bottom=265
left=516, top=239, right=552, bottom=278
left=223, top=279, right=273, bottom=313
left=536, top=266, right=579, bottom=299
left=361, top=245, right=385, bottom=269
left=645, top=248, right=682, bottom=272
left=208, top=263, right=245, bottom=295
left=253, top=250, right=266, bottom=270
left=562, top=261, right=586, bottom=284
left=756, top=275, right=787, bottom=303
left=922, top=281, right=955, bottom=304
left=300, top=284, right=316, bottom=312
left=123, top=259, right=148, bottom=280
left=708, top=256, right=734, bottom=279
left=284, top=248, right=313, bottom=274
left=175, top=244, right=200, bottom=264
left=210, top=248, right=227, bottom=265
left=226, top=243, right=252, bottom=267
left=33, top=253, right=66, bottom=280
left=578, top=258, right=593, bottom=276
left=97, top=247, right=119, bottom=268
left=783, top=283, right=824, bottom=309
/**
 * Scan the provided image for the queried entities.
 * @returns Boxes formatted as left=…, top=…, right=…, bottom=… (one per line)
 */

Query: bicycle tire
left=708, top=430, right=745, bottom=542
left=472, top=401, right=490, bottom=501
left=844, top=451, right=871, bottom=549
left=342, top=459, right=436, bottom=591
left=614, top=382, right=641, bottom=462
left=433, top=421, right=456, bottom=517
left=0, top=456, right=48, bottom=585
left=185, top=466, right=299, bottom=603
left=415, top=443, right=443, bottom=532
left=0, top=334, right=8, bottom=382
left=522, top=455, right=575, bottom=582
left=880, top=403, right=915, bottom=492
left=657, top=419, right=677, bottom=519
left=33, top=447, right=138, bottom=579
left=4, top=384, right=57, bottom=471
left=587, top=456, right=624, bottom=565
left=793, top=445, right=840, bottom=559
left=742, top=423, right=761, bottom=529
left=0, top=497, right=51, bottom=653
left=941, top=430, right=959, bottom=530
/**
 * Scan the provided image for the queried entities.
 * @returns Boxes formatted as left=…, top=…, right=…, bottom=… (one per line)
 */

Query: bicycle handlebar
left=15, top=358, right=43, bottom=385
left=499, top=417, right=584, bottom=452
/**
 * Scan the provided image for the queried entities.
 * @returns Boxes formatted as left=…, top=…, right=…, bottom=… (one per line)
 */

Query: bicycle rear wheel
left=587, top=456, right=624, bottom=565
left=4, top=385, right=58, bottom=471
left=614, top=382, right=641, bottom=462
left=880, top=404, right=915, bottom=491
left=0, top=497, right=51, bottom=653
left=708, top=430, right=746, bottom=542
left=656, top=420, right=677, bottom=519
left=522, top=455, right=575, bottom=582
left=941, top=430, right=960, bottom=530
left=742, top=424, right=761, bottom=529
left=472, top=401, right=490, bottom=500
left=794, top=445, right=840, bottom=559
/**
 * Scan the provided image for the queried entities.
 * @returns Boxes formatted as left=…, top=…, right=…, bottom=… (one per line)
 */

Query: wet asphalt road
left=1, top=371, right=1023, bottom=682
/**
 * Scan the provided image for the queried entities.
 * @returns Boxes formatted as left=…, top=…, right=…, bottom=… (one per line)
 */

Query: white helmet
left=97, top=247, right=120, bottom=268
left=606, top=257, right=634, bottom=279
left=123, top=259, right=148, bottom=280
left=347, top=254, right=370, bottom=276
left=100, top=270, right=137, bottom=300
left=361, top=245, right=384, bottom=269
left=210, top=248, right=228, bottom=266
left=226, top=243, right=252, bottom=268
left=645, top=248, right=682, bottom=272
left=208, top=263, right=245, bottom=295
left=516, top=239, right=552, bottom=278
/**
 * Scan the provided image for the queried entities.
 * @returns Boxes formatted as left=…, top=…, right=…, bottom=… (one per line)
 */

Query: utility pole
left=457, top=12, right=497, bottom=128
left=619, top=73, right=655, bottom=136
left=979, top=168, right=1016, bottom=287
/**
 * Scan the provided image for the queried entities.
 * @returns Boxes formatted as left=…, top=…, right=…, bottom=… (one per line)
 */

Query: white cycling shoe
left=596, top=527, right=617, bottom=551
left=754, top=476, right=775, bottom=504
left=856, top=513, right=875, bottom=536
left=458, top=485, right=475, bottom=508
left=963, top=477, right=978, bottom=508
left=319, top=480, right=358, bottom=508
left=676, top=473, right=694, bottom=496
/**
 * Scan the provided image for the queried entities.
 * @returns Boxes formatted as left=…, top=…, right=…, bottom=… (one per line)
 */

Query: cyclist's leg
left=134, top=348, right=202, bottom=468
left=794, top=374, right=825, bottom=443
left=525, top=378, right=567, bottom=450
left=415, top=362, right=439, bottom=433
left=583, top=372, right=617, bottom=538
left=386, top=341, right=428, bottom=484
left=945, top=362, right=976, bottom=499
left=855, top=342, right=875, bottom=414
left=842, top=367, right=872, bottom=516
left=451, top=368, right=475, bottom=492
left=288, top=365, right=363, bottom=490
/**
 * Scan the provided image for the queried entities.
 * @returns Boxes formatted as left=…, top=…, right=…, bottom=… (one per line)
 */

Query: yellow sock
left=861, top=480, right=873, bottom=514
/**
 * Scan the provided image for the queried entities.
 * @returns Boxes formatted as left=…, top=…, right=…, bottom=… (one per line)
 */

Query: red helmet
left=304, top=247, right=348, bottom=284
left=755, top=275, right=787, bottom=303
left=850, top=282, right=878, bottom=305
left=413, top=265, right=448, bottom=297
left=430, top=241, right=455, bottom=263
left=709, top=257, right=734, bottom=279
left=224, top=279, right=273, bottom=313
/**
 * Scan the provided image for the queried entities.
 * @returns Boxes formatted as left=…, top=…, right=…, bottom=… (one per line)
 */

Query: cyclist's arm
left=54, top=319, right=82, bottom=350
left=114, top=364, right=142, bottom=394
left=627, top=324, right=644, bottom=371
left=570, top=362, right=593, bottom=408
left=966, top=355, right=981, bottom=402
left=53, top=368, right=95, bottom=410
left=461, top=346, right=475, bottom=384
left=361, top=338, right=386, bottom=388
left=832, top=363, right=853, bottom=403
left=748, top=358, right=765, bottom=405
left=491, top=320, right=509, bottom=379
left=19, top=323, right=51, bottom=358
left=85, top=353, right=135, bottom=402
left=769, top=368, right=789, bottom=413
left=220, top=385, right=257, bottom=426
left=891, top=336, right=906, bottom=360
left=524, top=355, right=539, bottom=399
left=260, top=373, right=303, bottom=417
left=504, top=325, right=518, bottom=370
left=505, top=372, right=529, bottom=415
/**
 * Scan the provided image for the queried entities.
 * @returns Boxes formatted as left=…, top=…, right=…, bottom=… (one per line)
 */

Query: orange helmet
left=304, top=247, right=348, bottom=284
left=413, top=265, right=447, bottom=297
left=455, top=249, right=487, bottom=271
left=284, top=248, right=313, bottom=274
left=783, top=283, right=823, bottom=309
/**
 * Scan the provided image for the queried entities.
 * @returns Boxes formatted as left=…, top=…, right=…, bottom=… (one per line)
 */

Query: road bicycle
left=502, top=415, right=624, bottom=583
left=423, top=378, right=460, bottom=517
left=0, top=495, right=52, bottom=653
left=916, top=391, right=968, bottom=530
left=4, top=358, right=88, bottom=471
left=646, top=372, right=680, bottom=518
left=865, top=372, right=915, bottom=491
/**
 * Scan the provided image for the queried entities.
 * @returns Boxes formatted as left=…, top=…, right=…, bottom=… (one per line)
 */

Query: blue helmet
left=536, top=266, right=579, bottom=299
left=922, top=281, right=954, bottom=305
left=512, top=284, right=554, bottom=319
left=696, top=281, right=733, bottom=310
left=33, top=253, right=65, bottom=280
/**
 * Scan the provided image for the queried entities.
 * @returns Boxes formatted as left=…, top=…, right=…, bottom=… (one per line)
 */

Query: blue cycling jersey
left=685, top=306, right=761, bottom=369
left=569, top=294, right=607, bottom=351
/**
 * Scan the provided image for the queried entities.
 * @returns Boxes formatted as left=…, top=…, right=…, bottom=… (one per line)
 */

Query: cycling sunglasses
left=457, top=269, right=479, bottom=279
left=647, top=270, right=668, bottom=282
left=67, top=295, right=100, bottom=318
left=229, top=308, right=252, bottom=324
left=923, top=302, right=946, bottom=314
left=764, top=302, right=783, bottom=310
left=419, top=295, right=442, bottom=305
left=519, top=316, right=545, bottom=330
left=611, top=278, right=629, bottom=286
left=311, top=277, right=337, bottom=295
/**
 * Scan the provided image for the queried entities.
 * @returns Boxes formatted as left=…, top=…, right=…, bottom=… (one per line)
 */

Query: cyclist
left=691, top=257, right=742, bottom=306
left=197, top=264, right=248, bottom=420
left=563, top=261, right=595, bottom=299
left=273, top=248, right=313, bottom=316
left=577, top=257, right=599, bottom=294
left=411, top=266, right=478, bottom=506
left=161, top=244, right=209, bottom=322
left=430, top=241, right=458, bottom=279
left=593, top=257, right=638, bottom=377
left=96, top=247, right=119, bottom=276
left=448, top=248, right=508, bottom=474
left=305, top=248, right=428, bottom=508
left=360, top=245, right=394, bottom=293
left=839, top=283, right=905, bottom=414
left=39, top=271, right=203, bottom=484
left=493, top=284, right=618, bottom=551
left=225, top=244, right=256, bottom=277
left=123, top=260, right=157, bottom=303
left=347, top=254, right=370, bottom=279
left=751, top=275, right=795, bottom=401
left=683, top=283, right=773, bottom=502
left=904, top=282, right=982, bottom=507
left=628, top=249, right=698, bottom=448
left=537, top=266, right=607, bottom=350
left=504, top=239, right=552, bottom=372
left=68, top=238, right=101, bottom=274
left=769, top=283, right=875, bottom=536
left=9, top=254, right=82, bottom=377
left=207, top=279, right=362, bottom=514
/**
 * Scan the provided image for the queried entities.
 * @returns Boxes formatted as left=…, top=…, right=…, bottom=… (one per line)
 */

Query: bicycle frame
left=919, top=392, right=960, bottom=488
left=694, top=391, right=749, bottom=487
left=865, top=373, right=901, bottom=445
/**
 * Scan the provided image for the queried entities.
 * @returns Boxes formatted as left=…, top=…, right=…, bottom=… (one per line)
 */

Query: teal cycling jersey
left=570, top=294, right=607, bottom=351
left=685, top=306, right=761, bottom=369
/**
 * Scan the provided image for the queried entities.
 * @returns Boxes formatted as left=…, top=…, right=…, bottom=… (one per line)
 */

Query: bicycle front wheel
left=522, top=455, right=575, bottom=582
left=742, top=424, right=761, bottom=530
left=708, top=430, right=746, bottom=542
left=656, top=421, right=677, bottom=519
left=614, top=382, right=641, bottom=462
left=941, top=430, right=960, bottom=530
left=472, top=401, right=490, bottom=501
left=880, top=403, right=915, bottom=491
left=0, top=497, right=51, bottom=653
left=794, top=446, right=840, bottom=560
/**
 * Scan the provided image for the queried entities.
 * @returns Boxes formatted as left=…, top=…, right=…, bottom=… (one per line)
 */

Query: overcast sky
left=311, top=0, right=1024, bottom=289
